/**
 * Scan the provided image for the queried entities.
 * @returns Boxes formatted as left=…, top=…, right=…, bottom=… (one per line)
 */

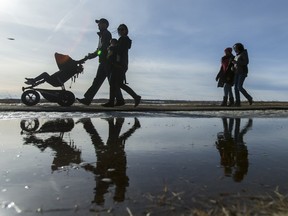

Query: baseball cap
left=95, top=18, right=109, bottom=27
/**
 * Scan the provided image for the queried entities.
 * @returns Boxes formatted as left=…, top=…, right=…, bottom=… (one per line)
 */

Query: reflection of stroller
left=21, top=53, right=88, bottom=107
left=20, top=118, right=74, bottom=134
left=20, top=118, right=82, bottom=171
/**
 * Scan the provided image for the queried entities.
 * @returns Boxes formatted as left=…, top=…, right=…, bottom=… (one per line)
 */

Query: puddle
left=0, top=114, right=288, bottom=215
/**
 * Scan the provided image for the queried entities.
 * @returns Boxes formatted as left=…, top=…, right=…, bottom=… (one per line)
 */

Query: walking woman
left=232, top=43, right=253, bottom=107
left=216, top=47, right=235, bottom=106
left=102, top=24, right=141, bottom=107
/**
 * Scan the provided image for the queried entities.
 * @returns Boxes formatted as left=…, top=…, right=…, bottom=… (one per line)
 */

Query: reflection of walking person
left=216, top=118, right=252, bottom=182
left=76, top=117, right=141, bottom=204
left=216, top=47, right=235, bottom=106
left=232, top=43, right=253, bottom=107
left=77, top=18, right=123, bottom=106
left=102, top=24, right=141, bottom=107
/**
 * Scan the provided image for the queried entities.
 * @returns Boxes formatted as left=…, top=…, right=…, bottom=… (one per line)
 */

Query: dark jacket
left=233, top=49, right=249, bottom=74
left=107, top=45, right=120, bottom=72
left=216, top=54, right=235, bottom=87
left=116, top=36, right=132, bottom=71
left=97, top=29, right=112, bottom=63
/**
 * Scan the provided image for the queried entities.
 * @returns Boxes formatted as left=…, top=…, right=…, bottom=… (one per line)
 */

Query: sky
left=1, top=0, right=288, bottom=101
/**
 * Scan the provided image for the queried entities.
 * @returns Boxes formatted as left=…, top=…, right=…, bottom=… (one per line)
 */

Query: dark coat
left=116, top=36, right=132, bottom=71
left=216, top=55, right=235, bottom=87
left=97, top=29, right=112, bottom=63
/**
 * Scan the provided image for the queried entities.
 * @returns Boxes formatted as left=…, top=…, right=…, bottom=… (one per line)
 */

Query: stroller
left=20, top=118, right=82, bottom=171
left=21, top=53, right=88, bottom=107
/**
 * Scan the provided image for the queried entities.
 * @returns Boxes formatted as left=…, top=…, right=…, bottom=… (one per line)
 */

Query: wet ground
left=1, top=99, right=288, bottom=112
left=0, top=101, right=288, bottom=215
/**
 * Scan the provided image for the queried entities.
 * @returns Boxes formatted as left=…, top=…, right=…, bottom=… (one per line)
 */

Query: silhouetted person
left=216, top=47, right=235, bottom=106
left=102, top=24, right=141, bottom=107
left=77, top=18, right=124, bottom=106
left=77, top=117, right=141, bottom=204
left=232, top=43, right=253, bottom=106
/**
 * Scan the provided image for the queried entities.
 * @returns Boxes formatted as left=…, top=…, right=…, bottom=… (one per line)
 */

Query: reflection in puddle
left=20, top=117, right=140, bottom=206
left=216, top=118, right=252, bottom=182
left=76, top=117, right=140, bottom=204
left=0, top=116, right=288, bottom=215
left=21, top=118, right=80, bottom=171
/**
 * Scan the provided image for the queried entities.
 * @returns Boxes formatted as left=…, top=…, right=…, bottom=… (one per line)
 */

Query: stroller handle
left=77, top=54, right=95, bottom=64
left=77, top=57, right=87, bottom=64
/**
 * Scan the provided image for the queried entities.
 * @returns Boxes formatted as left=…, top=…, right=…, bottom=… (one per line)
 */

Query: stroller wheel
left=57, top=91, right=75, bottom=107
left=21, top=90, right=40, bottom=106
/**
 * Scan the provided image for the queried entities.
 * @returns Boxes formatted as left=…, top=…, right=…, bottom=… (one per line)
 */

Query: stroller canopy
left=55, top=53, right=76, bottom=71
left=52, top=52, right=83, bottom=85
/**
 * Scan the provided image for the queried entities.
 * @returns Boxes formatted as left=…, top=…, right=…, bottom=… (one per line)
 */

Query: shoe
left=228, top=97, right=234, bottom=107
left=24, top=81, right=33, bottom=85
left=248, top=98, right=253, bottom=105
left=134, top=95, right=141, bottom=107
left=115, top=100, right=125, bottom=106
left=234, top=102, right=241, bottom=107
left=76, top=98, right=91, bottom=106
left=220, top=96, right=227, bottom=106
left=101, top=101, right=114, bottom=107
left=25, top=78, right=34, bottom=81
left=24, top=78, right=35, bottom=85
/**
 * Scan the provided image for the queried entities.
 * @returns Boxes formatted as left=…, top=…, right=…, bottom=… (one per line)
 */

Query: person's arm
left=85, top=31, right=112, bottom=60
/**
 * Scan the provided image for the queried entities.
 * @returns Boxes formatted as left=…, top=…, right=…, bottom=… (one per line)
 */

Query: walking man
left=77, top=18, right=124, bottom=105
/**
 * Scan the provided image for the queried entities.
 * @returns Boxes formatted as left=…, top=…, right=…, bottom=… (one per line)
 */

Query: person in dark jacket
left=232, top=43, right=253, bottom=106
left=216, top=47, right=235, bottom=106
left=77, top=18, right=124, bottom=106
left=102, top=24, right=141, bottom=107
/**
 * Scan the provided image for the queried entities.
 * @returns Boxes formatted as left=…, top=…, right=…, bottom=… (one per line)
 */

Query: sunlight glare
left=0, top=0, right=15, bottom=12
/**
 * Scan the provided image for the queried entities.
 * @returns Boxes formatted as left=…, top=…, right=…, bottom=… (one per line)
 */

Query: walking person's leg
left=115, top=88, right=125, bottom=106
left=77, top=63, right=108, bottom=105
left=102, top=71, right=119, bottom=107
left=84, top=63, right=107, bottom=101
left=227, top=84, right=234, bottom=106
left=234, top=74, right=241, bottom=106
left=221, top=84, right=228, bottom=106
left=238, top=73, right=253, bottom=105
left=114, top=71, right=125, bottom=106
left=120, top=83, right=141, bottom=107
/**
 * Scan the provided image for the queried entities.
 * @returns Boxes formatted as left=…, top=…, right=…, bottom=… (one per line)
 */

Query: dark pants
left=234, top=73, right=252, bottom=103
left=84, top=63, right=123, bottom=102
left=109, top=68, right=138, bottom=102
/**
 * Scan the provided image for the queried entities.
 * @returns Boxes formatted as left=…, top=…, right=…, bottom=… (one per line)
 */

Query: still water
left=0, top=113, right=288, bottom=215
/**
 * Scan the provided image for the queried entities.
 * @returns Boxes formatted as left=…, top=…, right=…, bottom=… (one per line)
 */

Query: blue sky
left=1, top=0, right=288, bottom=101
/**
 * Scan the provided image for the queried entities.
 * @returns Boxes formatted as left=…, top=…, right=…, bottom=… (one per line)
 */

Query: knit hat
left=224, top=47, right=233, bottom=53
